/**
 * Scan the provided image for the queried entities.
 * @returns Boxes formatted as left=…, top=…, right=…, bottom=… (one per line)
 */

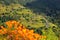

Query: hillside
left=26, top=0, right=60, bottom=27
left=0, top=0, right=60, bottom=40
left=0, top=3, right=60, bottom=40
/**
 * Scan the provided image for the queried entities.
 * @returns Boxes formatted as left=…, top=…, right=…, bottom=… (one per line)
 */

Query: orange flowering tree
left=0, top=20, right=46, bottom=40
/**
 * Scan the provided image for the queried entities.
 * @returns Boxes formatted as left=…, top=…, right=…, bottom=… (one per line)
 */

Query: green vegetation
left=0, top=0, right=60, bottom=40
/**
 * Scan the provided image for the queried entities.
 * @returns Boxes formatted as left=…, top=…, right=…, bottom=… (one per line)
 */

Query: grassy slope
left=0, top=4, right=59, bottom=40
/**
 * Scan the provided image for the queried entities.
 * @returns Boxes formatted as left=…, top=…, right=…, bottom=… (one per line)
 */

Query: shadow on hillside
left=25, top=0, right=60, bottom=16
left=25, top=0, right=60, bottom=24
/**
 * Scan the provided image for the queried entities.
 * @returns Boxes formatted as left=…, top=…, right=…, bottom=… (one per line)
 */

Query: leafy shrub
left=0, top=20, right=46, bottom=40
